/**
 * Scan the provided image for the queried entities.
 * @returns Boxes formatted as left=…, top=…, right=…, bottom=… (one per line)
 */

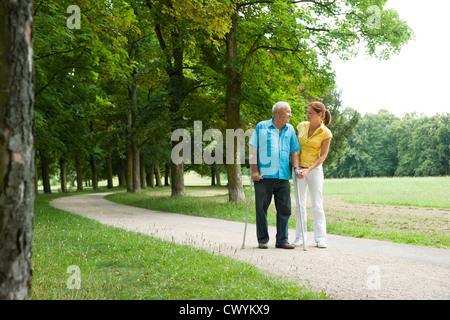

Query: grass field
left=182, top=172, right=450, bottom=208
left=31, top=192, right=327, bottom=300
left=323, top=176, right=450, bottom=208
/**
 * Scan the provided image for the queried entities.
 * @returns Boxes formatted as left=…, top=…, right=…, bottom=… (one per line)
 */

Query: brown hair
left=308, top=102, right=331, bottom=127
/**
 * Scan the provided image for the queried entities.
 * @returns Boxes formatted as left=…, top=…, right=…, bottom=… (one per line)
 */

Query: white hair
left=272, top=101, right=289, bottom=115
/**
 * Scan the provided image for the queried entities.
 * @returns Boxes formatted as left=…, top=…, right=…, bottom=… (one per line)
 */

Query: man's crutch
left=293, top=167, right=307, bottom=251
left=241, top=177, right=253, bottom=249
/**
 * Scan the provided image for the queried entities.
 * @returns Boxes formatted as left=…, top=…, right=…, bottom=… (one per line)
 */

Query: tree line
left=33, top=0, right=413, bottom=202
left=325, top=109, right=449, bottom=178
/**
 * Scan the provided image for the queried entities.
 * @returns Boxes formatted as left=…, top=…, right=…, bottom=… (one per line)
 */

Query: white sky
left=331, top=0, right=450, bottom=117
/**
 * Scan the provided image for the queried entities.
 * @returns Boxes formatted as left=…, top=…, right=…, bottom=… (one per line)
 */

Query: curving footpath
left=50, top=192, right=450, bottom=300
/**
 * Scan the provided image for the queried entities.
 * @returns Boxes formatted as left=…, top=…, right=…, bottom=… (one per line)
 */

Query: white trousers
left=295, top=165, right=327, bottom=243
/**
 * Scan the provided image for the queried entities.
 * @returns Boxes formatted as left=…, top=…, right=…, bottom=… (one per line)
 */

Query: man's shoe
left=317, top=241, right=327, bottom=248
left=275, top=243, right=295, bottom=249
left=258, top=242, right=268, bottom=249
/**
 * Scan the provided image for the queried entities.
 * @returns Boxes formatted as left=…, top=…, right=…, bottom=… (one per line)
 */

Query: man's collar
left=270, top=118, right=287, bottom=130
left=269, top=118, right=275, bottom=128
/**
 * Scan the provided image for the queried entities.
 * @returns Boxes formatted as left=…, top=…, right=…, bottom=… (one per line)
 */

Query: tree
left=0, top=0, right=35, bottom=299
left=320, top=90, right=361, bottom=169
left=396, top=113, right=449, bottom=177
left=326, top=110, right=399, bottom=178
left=33, top=0, right=136, bottom=191
left=326, top=111, right=449, bottom=178
left=211, top=1, right=329, bottom=202
left=220, top=0, right=412, bottom=202
left=144, top=0, right=232, bottom=197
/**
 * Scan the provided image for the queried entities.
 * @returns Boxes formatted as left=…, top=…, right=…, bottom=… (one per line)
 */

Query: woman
left=294, top=102, right=332, bottom=248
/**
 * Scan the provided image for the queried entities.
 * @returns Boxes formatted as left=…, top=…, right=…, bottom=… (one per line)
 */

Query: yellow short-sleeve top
left=297, top=121, right=333, bottom=168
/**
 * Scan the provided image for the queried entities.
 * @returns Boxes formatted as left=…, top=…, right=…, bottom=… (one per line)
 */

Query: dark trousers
left=254, top=179, right=291, bottom=245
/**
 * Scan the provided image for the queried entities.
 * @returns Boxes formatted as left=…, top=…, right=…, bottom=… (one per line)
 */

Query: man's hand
left=251, top=170, right=263, bottom=181
left=294, top=167, right=301, bottom=179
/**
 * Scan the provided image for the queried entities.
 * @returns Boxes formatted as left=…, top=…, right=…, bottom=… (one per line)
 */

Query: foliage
left=34, top=0, right=136, bottom=181
left=317, top=90, right=361, bottom=168
left=326, top=110, right=449, bottom=178
left=32, top=0, right=415, bottom=194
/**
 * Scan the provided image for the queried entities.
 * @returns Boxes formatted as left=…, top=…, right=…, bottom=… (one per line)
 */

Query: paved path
left=50, top=192, right=450, bottom=300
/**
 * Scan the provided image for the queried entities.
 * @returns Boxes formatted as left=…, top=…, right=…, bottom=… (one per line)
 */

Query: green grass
left=31, top=191, right=328, bottom=300
left=323, top=176, right=450, bottom=208
left=324, top=210, right=449, bottom=248
left=323, top=177, right=450, bottom=247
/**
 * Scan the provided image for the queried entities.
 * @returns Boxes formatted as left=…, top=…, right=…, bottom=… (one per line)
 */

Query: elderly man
left=249, top=101, right=301, bottom=249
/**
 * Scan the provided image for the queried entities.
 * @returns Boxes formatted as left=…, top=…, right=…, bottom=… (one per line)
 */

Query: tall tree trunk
left=126, top=142, right=133, bottom=192
left=90, top=155, right=98, bottom=190
left=75, top=153, right=83, bottom=191
left=170, top=39, right=185, bottom=197
left=34, top=155, right=38, bottom=194
left=139, top=153, right=146, bottom=189
left=128, top=88, right=140, bottom=193
left=132, top=141, right=140, bottom=193
left=40, top=149, right=51, bottom=194
left=145, top=166, right=151, bottom=187
left=118, top=156, right=126, bottom=188
left=164, top=163, right=170, bottom=186
left=127, top=92, right=140, bottom=193
left=215, top=165, right=221, bottom=186
left=148, top=163, right=155, bottom=188
left=211, top=166, right=216, bottom=186
left=154, top=162, right=162, bottom=187
left=171, top=161, right=184, bottom=197
left=225, top=12, right=244, bottom=203
left=168, top=43, right=185, bottom=196
left=0, top=0, right=35, bottom=300
left=59, top=157, right=67, bottom=193
left=106, top=153, right=113, bottom=189
left=127, top=31, right=141, bottom=194
left=154, top=20, right=185, bottom=197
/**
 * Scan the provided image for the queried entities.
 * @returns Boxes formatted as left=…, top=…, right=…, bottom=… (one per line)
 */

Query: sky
left=330, top=0, right=450, bottom=117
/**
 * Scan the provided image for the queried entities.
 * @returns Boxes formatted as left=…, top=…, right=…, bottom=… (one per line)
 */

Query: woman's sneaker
left=317, top=241, right=327, bottom=248
left=293, top=239, right=303, bottom=247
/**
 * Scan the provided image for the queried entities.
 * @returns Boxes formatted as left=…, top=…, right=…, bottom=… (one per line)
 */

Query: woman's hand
left=299, top=168, right=309, bottom=179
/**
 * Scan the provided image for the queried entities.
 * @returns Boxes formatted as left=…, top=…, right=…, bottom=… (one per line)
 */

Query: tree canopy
left=326, top=110, right=449, bottom=178
left=32, top=0, right=416, bottom=199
